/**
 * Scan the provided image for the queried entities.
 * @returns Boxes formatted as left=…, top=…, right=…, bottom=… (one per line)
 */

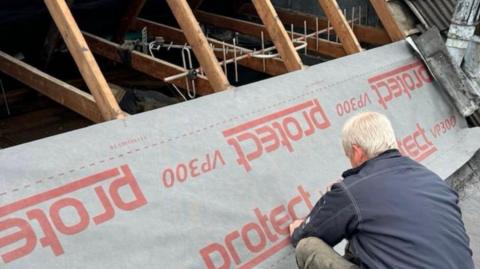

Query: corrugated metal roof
left=404, top=0, right=457, bottom=31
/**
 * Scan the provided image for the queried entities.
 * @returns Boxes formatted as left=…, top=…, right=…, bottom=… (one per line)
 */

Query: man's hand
left=289, top=219, right=304, bottom=237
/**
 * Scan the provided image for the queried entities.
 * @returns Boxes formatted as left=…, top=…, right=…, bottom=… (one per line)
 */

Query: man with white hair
left=289, top=112, right=473, bottom=269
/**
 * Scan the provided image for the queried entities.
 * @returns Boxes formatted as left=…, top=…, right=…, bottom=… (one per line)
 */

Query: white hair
left=341, top=112, right=398, bottom=159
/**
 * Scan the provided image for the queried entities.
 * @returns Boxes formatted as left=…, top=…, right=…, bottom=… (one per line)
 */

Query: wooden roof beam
left=83, top=32, right=215, bottom=95
left=194, top=10, right=347, bottom=58
left=368, top=0, right=405, bottom=41
left=251, top=0, right=303, bottom=71
left=238, top=3, right=391, bottom=46
left=166, top=0, right=230, bottom=92
left=133, top=18, right=288, bottom=76
left=44, top=0, right=124, bottom=121
left=0, top=51, right=103, bottom=123
left=317, top=0, right=362, bottom=54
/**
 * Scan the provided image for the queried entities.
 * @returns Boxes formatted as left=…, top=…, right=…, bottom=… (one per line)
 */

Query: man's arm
left=289, top=183, right=360, bottom=247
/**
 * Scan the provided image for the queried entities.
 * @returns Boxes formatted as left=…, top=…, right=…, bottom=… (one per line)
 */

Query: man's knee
left=296, top=237, right=331, bottom=260
left=295, top=237, right=332, bottom=269
left=295, top=237, right=358, bottom=269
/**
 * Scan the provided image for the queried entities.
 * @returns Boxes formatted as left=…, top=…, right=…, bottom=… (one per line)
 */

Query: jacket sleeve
left=291, top=182, right=360, bottom=247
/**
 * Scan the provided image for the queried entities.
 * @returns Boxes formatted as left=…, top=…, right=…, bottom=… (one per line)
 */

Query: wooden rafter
left=317, top=0, right=362, bottom=54
left=44, top=0, right=124, bottom=121
left=238, top=3, right=391, bottom=46
left=194, top=10, right=347, bottom=58
left=133, top=18, right=288, bottom=76
left=166, top=0, right=230, bottom=92
left=251, top=0, right=303, bottom=71
left=83, top=32, right=214, bottom=95
left=0, top=51, right=103, bottom=123
left=369, top=0, right=405, bottom=41
left=113, top=0, right=146, bottom=44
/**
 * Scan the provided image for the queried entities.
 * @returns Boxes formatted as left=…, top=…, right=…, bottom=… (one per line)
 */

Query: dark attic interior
left=0, top=0, right=474, bottom=148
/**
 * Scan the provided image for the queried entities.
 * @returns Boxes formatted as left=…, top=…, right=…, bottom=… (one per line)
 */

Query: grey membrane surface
left=0, top=41, right=479, bottom=269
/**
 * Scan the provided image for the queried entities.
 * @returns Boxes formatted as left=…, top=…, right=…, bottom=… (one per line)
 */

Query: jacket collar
left=342, top=149, right=401, bottom=178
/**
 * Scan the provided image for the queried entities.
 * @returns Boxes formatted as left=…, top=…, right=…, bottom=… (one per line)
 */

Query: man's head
left=341, top=112, right=397, bottom=168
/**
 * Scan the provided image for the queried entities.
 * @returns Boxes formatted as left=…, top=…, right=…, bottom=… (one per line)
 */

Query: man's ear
left=351, top=144, right=366, bottom=167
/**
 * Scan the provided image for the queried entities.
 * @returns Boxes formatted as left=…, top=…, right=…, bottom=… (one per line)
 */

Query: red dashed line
left=1, top=95, right=305, bottom=196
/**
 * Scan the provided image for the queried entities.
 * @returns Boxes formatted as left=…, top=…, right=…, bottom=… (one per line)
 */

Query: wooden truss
left=0, top=0, right=405, bottom=123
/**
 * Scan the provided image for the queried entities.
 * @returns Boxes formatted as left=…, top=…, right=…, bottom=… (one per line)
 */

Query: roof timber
left=133, top=18, right=289, bottom=76
left=166, top=0, right=231, bottom=92
left=194, top=10, right=347, bottom=58
left=0, top=51, right=104, bottom=123
left=317, top=0, right=362, bottom=54
left=251, top=0, right=303, bottom=71
left=368, top=0, right=406, bottom=41
left=83, top=32, right=215, bottom=95
left=238, top=3, right=391, bottom=46
left=44, top=0, right=125, bottom=121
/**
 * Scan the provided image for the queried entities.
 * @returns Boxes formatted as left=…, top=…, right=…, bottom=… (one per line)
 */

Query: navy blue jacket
left=291, top=150, right=474, bottom=269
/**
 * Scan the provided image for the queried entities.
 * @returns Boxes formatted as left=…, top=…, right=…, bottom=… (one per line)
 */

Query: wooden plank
left=369, top=0, right=405, bottom=41
left=239, top=3, right=391, bottom=46
left=251, top=0, right=303, bottom=71
left=0, top=51, right=103, bottom=123
left=317, top=0, right=362, bottom=54
left=44, top=0, right=124, bottom=121
left=166, top=0, right=230, bottom=92
left=194, top=10, right=347, bottom=58
left=113, top=0, right=146, bottom=43
left=83, top=32, right=215, bottom=95
left=133, top=18, right=288, bottom=75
